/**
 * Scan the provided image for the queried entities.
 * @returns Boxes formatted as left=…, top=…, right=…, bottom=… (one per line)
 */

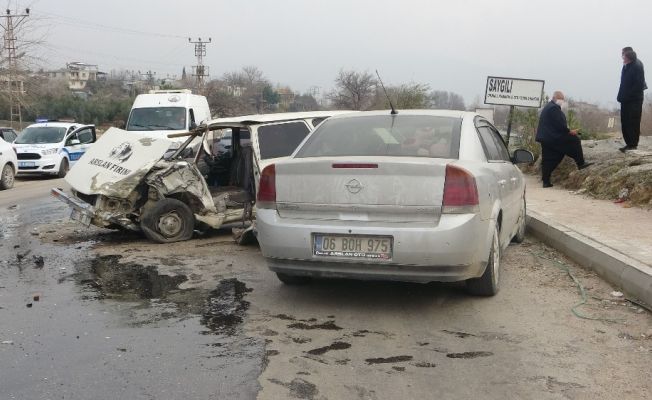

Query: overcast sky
left=22, top=0, right=652, bottom=108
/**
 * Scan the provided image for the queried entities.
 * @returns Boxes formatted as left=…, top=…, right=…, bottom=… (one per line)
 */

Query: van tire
left=57, top=158, right=69, bottom=178
left=466, top=226, right=500, bottom=296
left=0, top=163, right=15, bottom=190
left=141, top=198, right=195, bottom=243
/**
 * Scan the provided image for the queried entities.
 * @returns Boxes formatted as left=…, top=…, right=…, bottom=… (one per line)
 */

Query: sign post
left=484, top=76, right=545, bottom=146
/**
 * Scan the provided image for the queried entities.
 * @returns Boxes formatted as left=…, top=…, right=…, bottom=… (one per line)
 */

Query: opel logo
left=345, top=179, right=363, bottom=194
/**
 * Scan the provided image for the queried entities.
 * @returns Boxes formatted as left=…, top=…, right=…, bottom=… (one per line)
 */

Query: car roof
left=203, top=110, right=357, bottom=129
left=25, top=122, right=82, bottom=129
left=325, top=109, right=473, bottom=121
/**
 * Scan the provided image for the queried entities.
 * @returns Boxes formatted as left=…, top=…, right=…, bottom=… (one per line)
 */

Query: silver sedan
left=255, top=110, right=533, bottom=295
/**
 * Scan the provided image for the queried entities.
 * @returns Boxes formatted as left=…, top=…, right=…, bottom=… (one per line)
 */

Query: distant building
left=48, top=62, right=103, bottom=91
left=276, top=86, right=295, bottom=107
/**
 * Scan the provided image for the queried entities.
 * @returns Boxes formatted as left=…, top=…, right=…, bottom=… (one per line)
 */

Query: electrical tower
left=188, top=37, right=211, bottom=92
left=0, top=7, right=29, bottom=128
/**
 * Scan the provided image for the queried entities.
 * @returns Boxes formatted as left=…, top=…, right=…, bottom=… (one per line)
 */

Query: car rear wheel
left=141, top=198, right=195, bottom=243
left=0, top=163, right=15, bottom=190
left=466, top=225, right=500, bottom=296
left=276, top=272, right=311, bottom=285
left=512, top=197, right=526, bottom=243
left=57, top=158, right=69, bottom=178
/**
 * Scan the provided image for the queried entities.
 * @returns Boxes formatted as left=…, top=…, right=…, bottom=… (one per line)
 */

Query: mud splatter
left=392, top=366, right=405, bottom=372
left=200, top=278, right=253, bottom=335
left=365, top=355, right=413, bottom=364
left=446, top=351, right=493, bottom=359
left=442, top=330, right=475, bottom=338
left=273, top=313, right=296, bottom=321
left=413, top=362, right=436, bottom=368
left=269, top=378, right=319, bottom=400
left=288, top=321, right=342, bottom=331
left=306, top=341, right=351, bottom=355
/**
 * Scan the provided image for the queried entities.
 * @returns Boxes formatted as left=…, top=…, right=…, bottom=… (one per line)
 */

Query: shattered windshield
left=15, top=127, right=67, bottom=144
left=126, top=107, right=186, bottom=131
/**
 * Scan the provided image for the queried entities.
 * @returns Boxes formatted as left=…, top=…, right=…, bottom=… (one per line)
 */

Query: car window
left=127, top=107, right=186, bottom=131
left=296, top=115, right=461, bottom=159
left=76, top=128, right=94, bottom=144
left=7, top=130, right=17, bottom=142
left=476, top=125, right=503, bottom=161
left=487, top=125, right=511, bottom=161
left=15, top=127, right=67, bottom=144
left=257, top=122, right=310, bottom=160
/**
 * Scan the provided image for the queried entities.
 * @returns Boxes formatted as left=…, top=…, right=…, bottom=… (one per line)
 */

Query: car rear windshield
left=127, top=107, right=186, bottom=131
left=295, top=115, right=462, bottom=159
left=15, top=127, right=67, bottom=144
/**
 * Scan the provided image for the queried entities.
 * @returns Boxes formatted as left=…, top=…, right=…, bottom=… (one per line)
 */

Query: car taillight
left=257, top=164, right=276, bottom=209
left=442, top=164, right=479, bottom=214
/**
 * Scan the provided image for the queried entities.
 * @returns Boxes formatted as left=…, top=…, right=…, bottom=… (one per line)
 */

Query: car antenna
left=375, top=70, right=398, bottom=115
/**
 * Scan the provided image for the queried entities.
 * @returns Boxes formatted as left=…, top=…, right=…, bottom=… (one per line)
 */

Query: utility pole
left=0, top=7, right=29, bottom=128
left=188, top=37, right=211, bottom=93
left=139, top=70, right=156, bottom=90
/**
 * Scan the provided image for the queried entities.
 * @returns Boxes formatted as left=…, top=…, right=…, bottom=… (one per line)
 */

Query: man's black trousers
left=540, top=136, right=585, bottom=184
left=620, top=100, right=643, bottom=147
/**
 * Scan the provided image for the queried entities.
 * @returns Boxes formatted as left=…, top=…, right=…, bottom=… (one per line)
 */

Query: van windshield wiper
left=128, top=124, right=154, bottom=131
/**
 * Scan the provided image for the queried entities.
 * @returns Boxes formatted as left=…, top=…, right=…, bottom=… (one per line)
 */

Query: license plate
left=313, top=234, right=393, bottom=260
left=70, top=208, right=92, bottom=226
left=18, top=161, right=35, bottom=167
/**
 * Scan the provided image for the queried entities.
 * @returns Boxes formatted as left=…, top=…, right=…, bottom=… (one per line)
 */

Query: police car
left=14, top=121, right=96, bottom=178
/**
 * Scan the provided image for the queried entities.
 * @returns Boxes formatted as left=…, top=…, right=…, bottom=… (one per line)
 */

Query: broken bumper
left=51, top=188, right=95, bottom=226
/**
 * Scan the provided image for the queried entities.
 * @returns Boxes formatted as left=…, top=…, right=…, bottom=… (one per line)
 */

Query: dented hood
left=65, top=127, right=172, bottom=197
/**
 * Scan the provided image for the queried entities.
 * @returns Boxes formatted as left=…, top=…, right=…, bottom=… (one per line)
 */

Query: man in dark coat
left=536, top=91, right=592, bottom=188
left=618, top=48, right=647, bottom=152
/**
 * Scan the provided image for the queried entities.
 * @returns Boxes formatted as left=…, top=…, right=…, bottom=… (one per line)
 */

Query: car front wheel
left=0, top=163, right=15, bottom=190
left=141, top=198, right=195, bottom=243
left=57, top=158, right=69, bottom=178
left=466, top=225, right=501, bottom=296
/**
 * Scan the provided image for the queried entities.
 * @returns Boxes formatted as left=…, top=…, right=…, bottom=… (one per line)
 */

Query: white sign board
left=484, top=76, right=545, bottom=108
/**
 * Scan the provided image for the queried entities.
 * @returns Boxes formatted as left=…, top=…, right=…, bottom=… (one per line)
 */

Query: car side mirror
left=512, top=149, right=534, bottom=164
left=189, top=121, right=197, bottom=130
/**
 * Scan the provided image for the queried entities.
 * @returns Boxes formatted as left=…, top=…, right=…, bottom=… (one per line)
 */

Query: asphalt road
left=1, top=178, right=650, bottom=400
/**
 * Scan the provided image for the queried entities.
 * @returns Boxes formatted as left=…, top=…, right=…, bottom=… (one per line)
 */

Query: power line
left=35, top=10, right=188, bottom=39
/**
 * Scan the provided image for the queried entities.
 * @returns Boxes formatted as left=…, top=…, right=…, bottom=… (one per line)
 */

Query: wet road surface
left=1, top=179, right=651, bottom=399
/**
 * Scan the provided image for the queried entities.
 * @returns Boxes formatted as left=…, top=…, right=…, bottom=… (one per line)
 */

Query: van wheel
left=57, top=158, right=69, bottom=178
left=276, top=273, right=311, bottom=285
left=0, top=164, right=15, bottom=190
left=466, top=226, right=501, bottom=296
left=512, top=198, right=526, bottom=243
left=141, top=198, right=195, bottom=243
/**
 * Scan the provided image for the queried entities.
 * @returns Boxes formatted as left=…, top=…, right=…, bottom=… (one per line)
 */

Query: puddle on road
left=67, top=255, right=253, bottom=336
left=446, top=351, right=494, bottom=359
left=306, top=341, right=351, bottom=356
left=365, top=355, right=413, bottom=364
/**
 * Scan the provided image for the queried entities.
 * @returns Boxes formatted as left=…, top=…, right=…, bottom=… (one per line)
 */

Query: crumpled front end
left=144, top=160, right=226, bottom=228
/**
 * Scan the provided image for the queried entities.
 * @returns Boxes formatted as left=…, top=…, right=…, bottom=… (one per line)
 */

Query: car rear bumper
left=257, top=209, right=492, bottom=282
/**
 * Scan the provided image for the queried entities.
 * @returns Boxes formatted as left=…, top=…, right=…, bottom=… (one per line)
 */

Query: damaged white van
left=52, top=111, right=352, bottom=243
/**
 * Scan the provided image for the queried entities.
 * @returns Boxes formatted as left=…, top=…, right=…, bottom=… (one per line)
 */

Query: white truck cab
left=125, top=89, right=211, bottom=144
left=14, top=121, right=96, bottom=178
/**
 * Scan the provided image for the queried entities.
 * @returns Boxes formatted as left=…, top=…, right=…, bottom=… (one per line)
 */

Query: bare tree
left=328, top=69, right=377, bottom=110
left=429, top=90, right=465, bottom=110
left=371, top=82, right=430, bottom=109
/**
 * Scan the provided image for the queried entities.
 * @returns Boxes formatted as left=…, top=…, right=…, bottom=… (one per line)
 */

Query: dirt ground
left=528, top=136, right=652, bottom=208
left=16, top=210, right=650, bottom=400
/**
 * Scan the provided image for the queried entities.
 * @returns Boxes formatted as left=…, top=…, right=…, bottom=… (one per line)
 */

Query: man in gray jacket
left=618, top=48, right=647, bottom=152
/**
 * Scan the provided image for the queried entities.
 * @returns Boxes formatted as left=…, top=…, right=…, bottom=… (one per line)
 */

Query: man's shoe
left=578, top=162, right=594, bottom=170
left=543, top=182, right=553, bottom=188
left=618, top=145, right=629, bottom=153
